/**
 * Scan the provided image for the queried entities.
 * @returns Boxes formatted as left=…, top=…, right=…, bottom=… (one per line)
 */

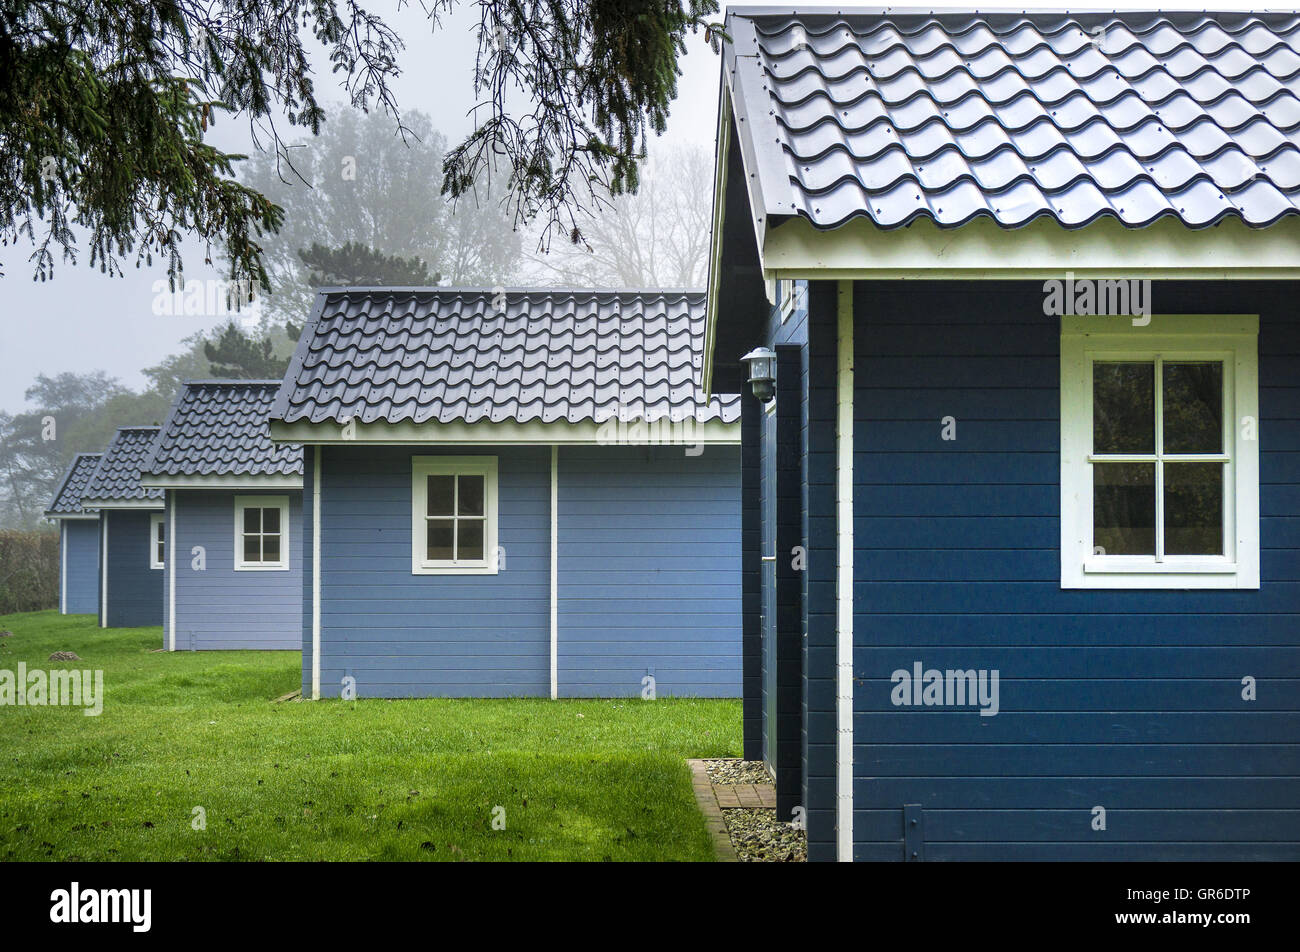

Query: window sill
left=1066, top=558, right=1257, bottom=590
left=235, top=563, right=290, bottom=572
left=412, top=561, right=497, bottom=576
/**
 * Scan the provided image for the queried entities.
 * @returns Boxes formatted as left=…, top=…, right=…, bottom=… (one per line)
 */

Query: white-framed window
left=1060, top=314, right=1259, bottom=589
left=234, top=495, right=290, bottom=571
left=411, top=456, right=498, bottom=575
left=149, top=513, right=165, bottom=570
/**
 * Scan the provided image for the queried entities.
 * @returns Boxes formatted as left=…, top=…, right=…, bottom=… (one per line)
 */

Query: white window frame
left=234, top=495, right=290, bottom=571
left=411, top=456, right=499, bottom=576
left=149, top=513, right=165, bottom=570
left=1060, top=314, right=1259, bottom=590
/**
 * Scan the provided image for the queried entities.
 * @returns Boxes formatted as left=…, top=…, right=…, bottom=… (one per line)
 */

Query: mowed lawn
left=0, top=611, right=739, bottom=861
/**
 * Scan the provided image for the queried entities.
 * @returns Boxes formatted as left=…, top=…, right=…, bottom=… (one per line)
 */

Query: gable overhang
left=268, top=419, right=740, bottom=446
left=139, top=474, right=304, bottom=490
left=44, top=512, right=99, bottom=521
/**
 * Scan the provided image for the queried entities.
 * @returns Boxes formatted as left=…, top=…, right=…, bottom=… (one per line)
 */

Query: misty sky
left=0, top=0, right=1214, bottom=414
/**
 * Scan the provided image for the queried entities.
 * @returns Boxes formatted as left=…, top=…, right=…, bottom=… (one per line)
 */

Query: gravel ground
left=724, top=808, right=807, bottom=862
left=703, top=758, right=771, bottom=784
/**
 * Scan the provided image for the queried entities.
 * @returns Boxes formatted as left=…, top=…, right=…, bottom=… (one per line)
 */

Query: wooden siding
left=100, top=509, right=163, bottom=628
left=556, top=445, right=741, bottom=697
left=164, top=490, right=302, bottom=650
left=61, top=520, right=99, bottom=615
left=311, top=444, right=550, bottom=698
left=848, top=280, right=1300, bottom=861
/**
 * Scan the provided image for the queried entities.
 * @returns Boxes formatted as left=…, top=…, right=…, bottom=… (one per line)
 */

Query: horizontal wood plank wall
left=851, top=279, right=1300, bottom=861
left=317, top=444, right=550, bottom=698
left=62, top=520, right=100, bottom=615
left=556, top=445, right=742, bottom=697
left=167, top=490, right=302, bottom=650
left=101, top=509, right=163, bottom=628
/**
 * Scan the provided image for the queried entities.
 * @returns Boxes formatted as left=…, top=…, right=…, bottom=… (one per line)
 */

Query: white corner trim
left=410, top=456, right=500, bottom=575
left=311, top=449, right=321, bottom=701
left=99, top=515, right=108, bottom=629
left=550, top=444, right=559, bottom=701
left=835, top=280, right=855, bottom=862
left=1059, top=314, right=1261, bottom=590
left=59, top=521, right=67, bottom=615
left=233, top=495, right=291, bottom=571
left=167, top=494, right=176, bottom=651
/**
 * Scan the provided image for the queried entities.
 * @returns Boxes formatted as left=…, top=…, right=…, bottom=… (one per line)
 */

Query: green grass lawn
left=0, top=611, right=739, bottom=861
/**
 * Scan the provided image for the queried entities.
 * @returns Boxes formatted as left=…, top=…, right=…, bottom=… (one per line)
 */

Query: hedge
left=0, top=530, right=59, bottom=615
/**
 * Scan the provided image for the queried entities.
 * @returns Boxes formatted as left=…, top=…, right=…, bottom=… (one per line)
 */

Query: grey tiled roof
left=82, top=427, right=164, bottom=504
left=725, top=8, right=1300, bottom=230
left=270, top=288, right=740, bottom=426
left=45, top=453, right=103, bottom=517
left=145, top=381, right=303, bottom=479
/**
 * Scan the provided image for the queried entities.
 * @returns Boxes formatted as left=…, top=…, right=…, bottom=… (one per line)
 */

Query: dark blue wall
left=849, top=280, right=1300, bottom=861
left=100, top=509, right=163, bottom=628
left=61, top=519, right=99, bottom=615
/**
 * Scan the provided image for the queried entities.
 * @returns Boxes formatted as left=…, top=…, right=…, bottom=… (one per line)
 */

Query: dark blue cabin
left=141, top=381, right=304, bottom=650
left=268, top=288, right=743, bottom=700
left=80, top=427, right=165, bottom=628
left=707, top=7, right=1300, bottom=860
left=44, top=453, right=102, bottom=615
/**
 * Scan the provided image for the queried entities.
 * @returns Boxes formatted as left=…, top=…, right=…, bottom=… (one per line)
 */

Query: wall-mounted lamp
left=740, top=347, right=777, bottom=403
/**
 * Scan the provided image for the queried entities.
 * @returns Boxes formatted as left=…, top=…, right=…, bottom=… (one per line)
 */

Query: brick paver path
left=686, top=759, right=778, bottom=861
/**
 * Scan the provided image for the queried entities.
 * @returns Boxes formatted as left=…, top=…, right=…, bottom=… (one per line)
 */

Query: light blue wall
left=164, top=490, right=302, bottom=650
left=557, top=445, right=742, bottom=697
left=60, top=519, right=99, bottom=615
left=100, top=509, right=163, bottom=628
left=302, top=443, right=742, bottom=698
left=308, top=445, right=551, bottom=698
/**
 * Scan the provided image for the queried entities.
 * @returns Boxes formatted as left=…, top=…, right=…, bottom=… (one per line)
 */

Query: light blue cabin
left=269, top=288, right=743, bottom=699
left=141, top=381, right=304, bottom=651
left=44, top=453, right=103, bottom=615
left=80, top=428, right=165, bottom=628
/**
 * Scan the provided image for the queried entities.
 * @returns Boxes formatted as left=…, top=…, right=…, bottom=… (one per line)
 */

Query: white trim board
left=167, top=493, right=176, bottom=651
left=550, top=445, right=559, bottom=701
left=269, top=418, right=740, bottom=446
left=140, top=474, right=303, bottom=490
left=81, top=499, right=164, bottom=511
left=59, top=521, right=67, bottom=615
left=311, top=449, right=322, bottom=701
left=99, top=516, right=108, bottom=628
left=835, top=280, right=855, bottom=863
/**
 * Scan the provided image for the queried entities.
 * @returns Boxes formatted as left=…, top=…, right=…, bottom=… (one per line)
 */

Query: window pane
left=459, top=520, right=485, bottom=561
left=1094, top=462, right=1156, bottom=555
left=157, top=521, right=165, bottom=543
left=243, top=507, right=260, bottom=534
left=243, top=535, right=261, bottom=564
left=458, top=475, right=485, bottom=516
left=1164, top=362, right=1223, bottom=454
left=263, top=534, right=281, bottom=563
left=426, top=519, right=454, bottom=561
left=1165, top=463, right=1224, bottom=555
left=157, top=541, right=165, bottom=564
left=427, top=475, right=455, bottom=516
left=1094, top=362, right=1155, bottom=454
left=262, top=506, right=281, bottom=533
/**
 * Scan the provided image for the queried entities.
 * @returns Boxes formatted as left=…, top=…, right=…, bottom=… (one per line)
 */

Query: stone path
left=686, top=759, right=778, bottom=862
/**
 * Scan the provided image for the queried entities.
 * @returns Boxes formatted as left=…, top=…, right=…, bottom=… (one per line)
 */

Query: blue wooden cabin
left=44, top=453, right=103, bottom=615
left=707, top=7, right=1300, bottom=860
left=268, top=288, right=743, bottom=699
left=79, top=427, right=165, bottom=628
left=141, top=381, right=304, bottom=650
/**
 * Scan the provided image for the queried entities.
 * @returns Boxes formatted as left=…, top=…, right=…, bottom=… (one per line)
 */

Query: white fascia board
left=47, top=513, right=100, bottom=521
left=763, top=214, right=1300, bottom=281
left=268, top=419, right=741, bottom=446
left=703, top=80, right=734, bottom=398
left=140, top=474, right=304, bottom=490
left=80, top=498, right=164, bottom=511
